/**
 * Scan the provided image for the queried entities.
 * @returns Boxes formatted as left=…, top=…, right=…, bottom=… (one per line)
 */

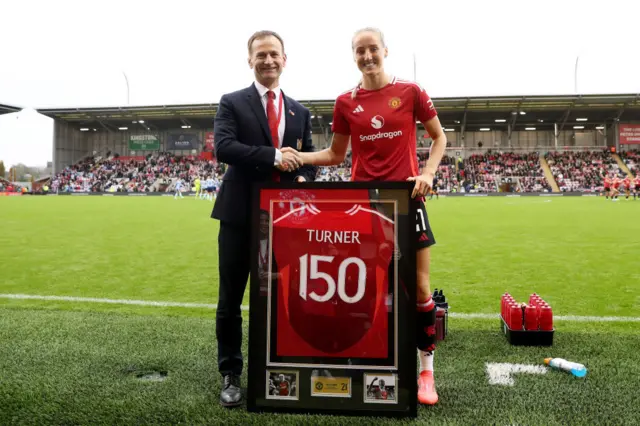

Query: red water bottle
left=509, top=304, right=523, bottom=330
left=524, top=304, right=538, bottom=330
left=539, top=305, right=553, bottom=330
left=529, top=293, right=538, bottom=305
left=502, top=294, right=511, bottom=319
left=503, top=295, right=510, bottom=319
left=532, top=299, right=542, bottom=324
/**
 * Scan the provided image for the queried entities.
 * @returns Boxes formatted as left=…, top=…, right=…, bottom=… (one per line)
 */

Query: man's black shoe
left=220, top=374, right=243, bottom=407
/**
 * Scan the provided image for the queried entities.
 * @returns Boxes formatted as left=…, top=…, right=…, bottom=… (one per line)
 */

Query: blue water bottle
left=544, top=358, right=587, bottom=377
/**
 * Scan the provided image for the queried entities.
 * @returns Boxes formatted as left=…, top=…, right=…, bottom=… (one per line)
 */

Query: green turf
left=1, top=195, right=639, bottom=424
left=1, top=197, right=221, bottom=305
left=1, top=196, right=639, bottom=317
left=1, top=309, right=639, bottom=425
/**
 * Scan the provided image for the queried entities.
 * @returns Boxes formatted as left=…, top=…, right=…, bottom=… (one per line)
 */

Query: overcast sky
left=1, top=0, right=639, bottom=168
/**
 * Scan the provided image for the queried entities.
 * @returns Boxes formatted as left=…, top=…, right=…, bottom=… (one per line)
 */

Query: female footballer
left=284, top=27, right=447, bottom=405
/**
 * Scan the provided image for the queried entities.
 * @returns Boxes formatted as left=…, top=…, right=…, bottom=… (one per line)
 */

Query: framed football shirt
left=248, top=181, right=417, bottom=418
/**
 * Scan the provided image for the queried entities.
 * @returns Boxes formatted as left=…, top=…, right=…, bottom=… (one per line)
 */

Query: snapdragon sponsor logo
left=370, top=115, right=384, bottom=129
left=360, top=130, right=403, bottom=142
left=360, top=114, right=403, bottom=141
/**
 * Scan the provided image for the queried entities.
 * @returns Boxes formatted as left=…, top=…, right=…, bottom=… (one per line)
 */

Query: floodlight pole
left=122, top=71, right=130, bottom=105
left=413, top=53, right=417, bottom=81
left=574, top=56, right=579, bottom=94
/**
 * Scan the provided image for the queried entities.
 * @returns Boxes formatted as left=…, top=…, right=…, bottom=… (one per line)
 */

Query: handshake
left=276, top=147, right=304, bottom=172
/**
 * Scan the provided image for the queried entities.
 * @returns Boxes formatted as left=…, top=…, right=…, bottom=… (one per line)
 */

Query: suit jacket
left=211, top=83, right=317, bottom=226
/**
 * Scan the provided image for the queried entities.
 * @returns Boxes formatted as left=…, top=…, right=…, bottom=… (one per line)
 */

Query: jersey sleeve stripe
left=345, top=204, right=360, bottom=214
left=308, top=204, right=321, bottom=214
left=339, top=87, right=358, bottom=96
left=354, top=205, right=395, bottom=224
left=395, top=79, right=424, bottom=92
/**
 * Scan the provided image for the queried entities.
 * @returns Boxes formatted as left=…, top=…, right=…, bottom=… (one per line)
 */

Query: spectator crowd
left=545, top=150, right=621, bottom=192
left=619, top=149, right=639, bottom=175
left=33, top=148, right=637, bottom=194
left=461, top=152, right=551, bottom=193
left=50, top=152, right=222, bottom=193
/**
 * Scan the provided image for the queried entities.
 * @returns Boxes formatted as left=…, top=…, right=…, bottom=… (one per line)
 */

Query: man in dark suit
left=211, top=30, right=317, bottom=408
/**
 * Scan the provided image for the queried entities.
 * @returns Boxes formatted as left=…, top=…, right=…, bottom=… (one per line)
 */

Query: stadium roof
left=37, top=93, right=640, bottom=133
left=0, top=103, right=21, bottom=115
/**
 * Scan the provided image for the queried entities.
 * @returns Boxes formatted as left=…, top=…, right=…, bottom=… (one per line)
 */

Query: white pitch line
left=0, top=293, right=248, bottom=311
left=485, top=362, right=547, bottom=386
left=1, top=293, right=640, bottom=322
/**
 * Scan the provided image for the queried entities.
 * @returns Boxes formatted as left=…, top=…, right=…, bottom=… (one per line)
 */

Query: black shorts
left=414, top=200, right=436, bottom=249
left=635, top=185, right=640, bottom=191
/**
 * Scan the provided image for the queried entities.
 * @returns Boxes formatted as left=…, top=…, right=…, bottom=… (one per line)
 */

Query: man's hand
left=295, top=176, right=306, bottom=182
left=281, top=147, right=297, bottom=154
left=407, top=173, right=433, bottom=198
left=276, top=149, right=303, bottom=172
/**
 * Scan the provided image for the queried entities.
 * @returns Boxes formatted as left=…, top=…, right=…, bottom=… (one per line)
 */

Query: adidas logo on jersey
left=353, top=105, right=364, bottom=113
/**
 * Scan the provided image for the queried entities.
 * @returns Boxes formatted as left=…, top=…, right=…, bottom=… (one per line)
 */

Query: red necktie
left=266, top=90, right=280, bottom=181
left=266, top=90, right=279, bottom=148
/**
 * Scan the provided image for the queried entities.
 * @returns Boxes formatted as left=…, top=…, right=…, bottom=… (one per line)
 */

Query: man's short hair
left=247, top=30, right=285, bottom=55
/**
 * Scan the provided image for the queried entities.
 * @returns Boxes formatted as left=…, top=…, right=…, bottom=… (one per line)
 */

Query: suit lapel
left=246, top=84, right=273, bottom=146
left=282, top=91, right=295, bottom=149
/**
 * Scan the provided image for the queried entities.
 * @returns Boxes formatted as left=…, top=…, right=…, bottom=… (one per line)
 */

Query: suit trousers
left=216, top=221, right=251, bottom=377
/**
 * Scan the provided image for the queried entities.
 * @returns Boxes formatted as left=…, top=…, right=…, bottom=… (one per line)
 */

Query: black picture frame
left=247, top=181, right=417, bottom=418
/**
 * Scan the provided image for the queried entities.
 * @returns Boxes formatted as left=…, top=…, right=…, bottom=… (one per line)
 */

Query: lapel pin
left=289, top=110, right=295, bottom=116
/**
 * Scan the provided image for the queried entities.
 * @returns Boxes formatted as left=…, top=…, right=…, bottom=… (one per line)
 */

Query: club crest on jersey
left=388, top=97, right=401, bottom=109
left=276, top=190, right=316, bottom=224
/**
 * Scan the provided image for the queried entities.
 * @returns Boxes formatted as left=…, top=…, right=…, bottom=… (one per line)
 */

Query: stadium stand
left=620, top=149, right=639, bottom=174
left=418, top=153, right=460, bottom=192
left=316, top=153, right=352, bottom=182
left=460, top=152, right=552, bottom=193
left=50, top=152, right=222, bottom=193
left=46, top=149, right=632, bottom=194
left=34, top=93, right=640, bottom=195
left=544, top=150, right=622, bottom=192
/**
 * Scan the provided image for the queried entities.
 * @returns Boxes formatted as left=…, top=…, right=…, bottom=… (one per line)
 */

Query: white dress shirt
left=254, top=80, right=286, bottom=165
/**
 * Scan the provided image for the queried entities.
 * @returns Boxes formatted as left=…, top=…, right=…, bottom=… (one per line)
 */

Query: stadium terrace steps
left=539, top=155, right=560, bottom=192
left=612, top=154, right=633, bottom=177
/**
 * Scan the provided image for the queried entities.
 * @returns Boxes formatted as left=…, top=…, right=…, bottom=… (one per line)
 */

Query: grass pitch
left=1, top=195, right=639, bottom=425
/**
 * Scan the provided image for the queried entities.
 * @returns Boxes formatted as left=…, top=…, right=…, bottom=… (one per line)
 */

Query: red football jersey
left=279, top=382, right=289, bottom=396
left=623, top=177, right=631, bottom=188
left=635, top=176, right=640, bottom=186
left=271, top=201, right=395, bottom=359
left=604, top=177, right=611, bottom=188
left=332, top=76, right=438, bottom=182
